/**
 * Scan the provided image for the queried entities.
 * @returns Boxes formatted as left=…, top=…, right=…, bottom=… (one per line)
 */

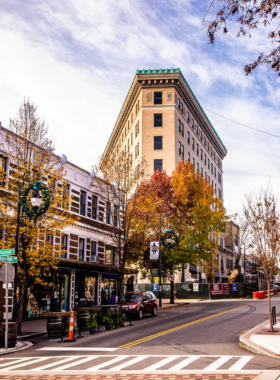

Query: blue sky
left=0, top=0, right=279, bottom=215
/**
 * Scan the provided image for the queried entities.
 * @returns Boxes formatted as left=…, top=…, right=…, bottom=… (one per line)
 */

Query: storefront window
left=105, top=247, right=113, bottom=265
left=75, top=271, right=97, bottom=307
left=85, top=277, right=96, bottom=306
left=101, top=275, right=118, bottom=304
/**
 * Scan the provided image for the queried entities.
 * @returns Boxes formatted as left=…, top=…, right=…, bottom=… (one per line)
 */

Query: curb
left=17, top=332, right=47, bottom=340
left=159, top=303, right=189, bottom=310
left=0, top=340, right=33, bottom=356
left=239, top=319, right=280, bottom=359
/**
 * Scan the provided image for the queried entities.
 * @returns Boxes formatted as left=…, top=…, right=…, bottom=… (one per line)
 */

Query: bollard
left=272, top=306, right=276, bottom=325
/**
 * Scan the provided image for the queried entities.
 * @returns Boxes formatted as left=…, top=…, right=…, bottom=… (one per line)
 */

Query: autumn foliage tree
left=204, top=0, right=280, bottom=75
left=0, top=100, right=75, bottom=331
left=243, top=186, right=280, bottom=333
left=130, top=161, right=227, bottom=286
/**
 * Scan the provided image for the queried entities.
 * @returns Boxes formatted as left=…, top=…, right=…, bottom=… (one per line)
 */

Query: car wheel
left=151, top=306, right=157, bottom=316
left=138, top=308, right=143, bottom=320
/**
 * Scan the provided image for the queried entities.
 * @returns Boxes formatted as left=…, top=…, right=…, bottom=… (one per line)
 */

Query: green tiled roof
left=136, top=68, right=227, bottom=153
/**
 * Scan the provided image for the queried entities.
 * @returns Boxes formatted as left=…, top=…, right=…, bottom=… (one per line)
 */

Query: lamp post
left=158, top=217, right=162, bottom=309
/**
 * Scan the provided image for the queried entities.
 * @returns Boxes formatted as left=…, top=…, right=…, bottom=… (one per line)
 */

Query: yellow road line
left=119, top=303, right=252, bottom=348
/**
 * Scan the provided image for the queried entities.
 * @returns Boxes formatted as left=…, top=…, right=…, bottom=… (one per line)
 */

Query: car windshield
left=120, top=294, right=142, bottom=302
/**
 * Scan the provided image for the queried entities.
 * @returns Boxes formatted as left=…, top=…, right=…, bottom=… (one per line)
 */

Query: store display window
left=101, top=274, right=118, bottom=304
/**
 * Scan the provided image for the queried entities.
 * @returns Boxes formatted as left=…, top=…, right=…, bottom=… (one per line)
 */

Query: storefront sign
left=193, top=283, right=199, bottom=292
left=223, top=284, right=230, bottom=295
left=232, top=283, right=238, bottom=292
left=210, top=283, right=223, bottom=295
left=154, top=277, right=163, bottom=284
left=0, top=256, right=17, bottom=263
left=0, top=249, right=15, bottom=256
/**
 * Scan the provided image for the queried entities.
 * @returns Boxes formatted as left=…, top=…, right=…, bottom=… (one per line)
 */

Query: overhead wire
left=204, top=108, right=280, bottom=139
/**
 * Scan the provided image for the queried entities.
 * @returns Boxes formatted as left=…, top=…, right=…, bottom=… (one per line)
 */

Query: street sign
left=152, top=283, right=159, bottom=292
left=150, top=242, right=159, bottom=260
left=0, top=263, right=15, bottom=283
left=168, top=274, right=175, bottom=282
left=201, top=273, right=206, bottom=279
left=0, top=249, right=15, bottom=256
left=0, top=256, right=17, bottom=263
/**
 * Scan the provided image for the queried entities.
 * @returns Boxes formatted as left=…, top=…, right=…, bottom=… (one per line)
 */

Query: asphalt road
left=1, top=298, right=280, bottom=376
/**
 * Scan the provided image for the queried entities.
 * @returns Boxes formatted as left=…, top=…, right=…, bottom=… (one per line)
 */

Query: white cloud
left=0, top=0, right=279, bottom=216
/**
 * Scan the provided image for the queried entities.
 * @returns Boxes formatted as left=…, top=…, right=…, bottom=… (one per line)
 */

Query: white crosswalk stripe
left=0, top=355, right=254, bottom=372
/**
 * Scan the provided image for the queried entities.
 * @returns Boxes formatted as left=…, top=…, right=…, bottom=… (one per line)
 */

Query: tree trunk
left=267, top=280, right=274, bottom=333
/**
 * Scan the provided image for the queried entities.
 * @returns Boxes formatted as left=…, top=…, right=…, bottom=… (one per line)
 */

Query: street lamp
left=30, top=187, right=43, bottom=211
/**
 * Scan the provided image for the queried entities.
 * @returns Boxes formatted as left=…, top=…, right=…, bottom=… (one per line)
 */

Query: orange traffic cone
left=68, top=312, right=74, bottom=341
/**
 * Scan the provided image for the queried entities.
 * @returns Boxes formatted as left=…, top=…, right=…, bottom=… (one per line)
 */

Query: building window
left=113, top=205, right=119, bottom=227
left=197, top=163, right=199, bottom=171
left=201, top=167, right=203, bottom=176
left=208, top=159, right=210, bottom=170
left=181, top=123, right=184, bottom=137
left=199, top=131, right=202, bottom=140
left=180, top=102, right=183, bottom=114
left=131, top=113, right=133, bottom=123
left=196, top=144, right=199, bottom=156
left=62, top=183, right=70, bottom=209
left=46, top=233, right=54, bottom=246
left=0, top=156, right=7, bottom=186
left=178, top=119, right=181, bottom=134
left=191, top=119, right=194, bottom=129
left=188, top=152, right=190, bottom=162
left=207, top=141, right=209, bottom=151
left=220, top=238, right=223, bottom=248
left=154, top=114, right=162, bottom=127
left=218, top=188, right=222, bottom=198
left=135, top=142, right=140, bottom=158
left=105, top=247, right=114, bottom=265
left=90, top=241, right=97, bottom=261
left=192, top=138, right=194, bottom=150
left=187, top=131, right=190, bottom=144
left=204, top=154, right=206, bottom=165
left=80, top=190, right=86, bottom=216
left=211, top=163, right=213, bottom=174
left=214, top=151, right=216, bottom=161
left=131, top=132, right=133, bottom=145
left=154, top=159, right=163, bottom=172
left=154, top=136, right=162, bottom=150
left=178, top=141, right=181, bottom=156
left=106, top=202, right=111, bottom=224
left=214, top=184, right=217, bottom=195
left=61, top=234, right=68, bottom=258
left=178, top=97, right=180, bottom=108
left=192, top=158, right=195, bottom=168
left=201, top=149, right=203, bottom=161
left=154, top=92, right=162, bottom=104
left=214, top=167, right=216, bottom=178
left=78, top=238, right=85, bottom=261
left=92, top=195, right=98, bottom=220
left=182, top=144, right=184, bottom=159
left=195, top=125, right=198, bottom=135
left=187, top=112, right=189, bottom=123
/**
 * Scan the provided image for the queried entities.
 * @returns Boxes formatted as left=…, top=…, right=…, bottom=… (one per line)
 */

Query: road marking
left=86, top=356, right=129, bottom=371
left=30, top=357, right=78, bottom=371
left=38, top=347, right=118, bottom=351
left=204, top=356, right=232, bottom=370
left=0, top=358, right=30, bottom=368
left=52, top=356, right=96, bottom=371
left=168, top=356, right=198, bottom=371
left=0, top=355, right=254, bottom=372
left=109, top=356, right=148, bottom=371
left=228, top=356, right=254, bottom=371
left=119, top=304, right=251, bottom=348
left=2, top=357, right=50, bottom=371
left=144, top=356, right=179, bottom=370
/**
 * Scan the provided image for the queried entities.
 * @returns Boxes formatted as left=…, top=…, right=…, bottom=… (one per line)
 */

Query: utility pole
left=158, top=217, right=162, bottom=309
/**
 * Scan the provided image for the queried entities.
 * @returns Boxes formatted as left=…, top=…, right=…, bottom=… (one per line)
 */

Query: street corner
left=0, top=340, right=33, bottom=356
left=239, top=319, right=280, bottom=359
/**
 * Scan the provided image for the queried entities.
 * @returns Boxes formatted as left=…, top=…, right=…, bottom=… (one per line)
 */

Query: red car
left=119, top=291, right=158, bottom=319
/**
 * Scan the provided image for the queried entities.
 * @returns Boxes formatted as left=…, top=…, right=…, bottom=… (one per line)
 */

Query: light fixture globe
left=31, top=190, right=43, bottom=209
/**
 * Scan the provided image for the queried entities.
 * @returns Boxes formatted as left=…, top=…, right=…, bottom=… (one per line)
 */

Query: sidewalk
left=240, top=317, right=280, bottom=359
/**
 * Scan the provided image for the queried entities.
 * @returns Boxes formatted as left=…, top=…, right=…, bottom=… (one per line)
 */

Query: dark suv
left=119, top=291, right=158, bottom=320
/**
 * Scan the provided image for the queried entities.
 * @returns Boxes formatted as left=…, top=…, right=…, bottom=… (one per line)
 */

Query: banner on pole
left=150, top=242, right=159, bottom=260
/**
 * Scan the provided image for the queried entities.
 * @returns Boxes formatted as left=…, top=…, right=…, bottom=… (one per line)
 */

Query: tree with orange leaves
left=130, top=160, right=227, bottom=285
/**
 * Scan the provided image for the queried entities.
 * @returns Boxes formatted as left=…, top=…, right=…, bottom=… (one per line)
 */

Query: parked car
left=119, top=291, right=158, bottom=320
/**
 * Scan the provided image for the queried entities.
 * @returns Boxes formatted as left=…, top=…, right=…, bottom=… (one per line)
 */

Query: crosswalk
left=0, top=355, right=254, bottom=372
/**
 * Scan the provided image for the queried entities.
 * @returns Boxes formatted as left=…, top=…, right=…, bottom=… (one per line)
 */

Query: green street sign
left=0, top=249, right=15, bottom=256
left=0, top=256, right=17, bottom=263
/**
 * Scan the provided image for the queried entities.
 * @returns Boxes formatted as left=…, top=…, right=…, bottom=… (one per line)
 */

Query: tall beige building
left=102, top=68, right=228, bottom=281
left=102, top=68, right=226, bottom=199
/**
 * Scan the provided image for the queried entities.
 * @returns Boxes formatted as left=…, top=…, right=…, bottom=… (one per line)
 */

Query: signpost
left=168, top=274, right=175, bottom=282
left=0, top=249, right=15, bottom=256
left=0, top=256, right=17, bottom=263
left=0, top=249, right=16, bottom=350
